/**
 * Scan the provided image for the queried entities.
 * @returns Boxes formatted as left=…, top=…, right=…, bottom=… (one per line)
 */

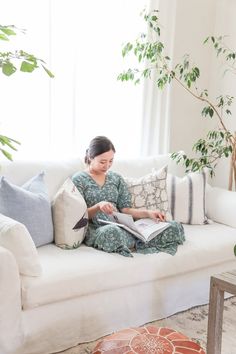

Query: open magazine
left=98, top=211, right=170, bottom=243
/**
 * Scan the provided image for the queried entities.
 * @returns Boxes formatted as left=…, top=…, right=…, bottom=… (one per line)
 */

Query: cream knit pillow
left=0, top=214, right=42, bottom=276
left=52, top=178, right=88, bottom=249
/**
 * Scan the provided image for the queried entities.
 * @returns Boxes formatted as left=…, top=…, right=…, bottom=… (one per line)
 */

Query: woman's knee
left=94, top=225, right=122, bottom=250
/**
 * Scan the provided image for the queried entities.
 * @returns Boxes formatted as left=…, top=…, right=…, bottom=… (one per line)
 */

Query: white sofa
left=0, top=155, right=236, bottom=354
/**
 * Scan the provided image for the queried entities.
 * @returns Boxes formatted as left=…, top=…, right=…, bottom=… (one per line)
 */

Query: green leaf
left=20, top=61, right=36, bottom=73
left=0, top=33, right=9, bottom=41
left=0, top=149, right=13, bottom=161
left=42, top=65, right=54, bottom=78
left=185, top=159, right=190, bottom=167
left=234, top=245, right=236, bottom=256
left=0, top=27, right=16, bottom=36
left=209, top=108, right=214, bottom=117
left=1, top=136, right=20, bottom=145
left=151, top=16, right=158, bottom=21
left=0, top=135, right=20, bottom=151
left=193, top=67, right=200, bottom=77
left=2, top=62, right=16, bottom=76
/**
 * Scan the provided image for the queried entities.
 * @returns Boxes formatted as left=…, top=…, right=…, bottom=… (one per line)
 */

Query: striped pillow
left=167, top=170, right=208, bottom=224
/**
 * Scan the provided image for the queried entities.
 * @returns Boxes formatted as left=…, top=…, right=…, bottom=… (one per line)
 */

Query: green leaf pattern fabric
left=72, top=171, right=185, bottom=257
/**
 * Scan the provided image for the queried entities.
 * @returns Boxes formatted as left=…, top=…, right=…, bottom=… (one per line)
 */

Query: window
left=0, top=0, right=147, bottom=160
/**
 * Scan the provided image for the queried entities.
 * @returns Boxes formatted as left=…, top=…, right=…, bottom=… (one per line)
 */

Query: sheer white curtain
left=140, top=0, right=177, bottom=156
left=49, top=0, right=148, bottom=160
left=0, top=0, right=149, bottom=160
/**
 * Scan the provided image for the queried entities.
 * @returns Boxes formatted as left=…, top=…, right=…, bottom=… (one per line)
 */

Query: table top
left=211, top=270, right=236, bottom=293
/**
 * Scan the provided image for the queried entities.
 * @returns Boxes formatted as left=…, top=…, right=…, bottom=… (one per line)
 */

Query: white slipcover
left=0, top=156, right=235, bottom=354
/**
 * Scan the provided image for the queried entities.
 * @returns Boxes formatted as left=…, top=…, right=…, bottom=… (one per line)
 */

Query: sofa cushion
left=0, top=172, right=53, bottom=247
left=52, top=178, right=88, bottom=249
left=124, top=166, right=172, bottom=220
left=206, top=184, right=236, bottom=228
left=0, top=158, right=85, bottom=200
left=167, top=170, right=208, bottom=224
left=0, top=214, right=42, bottom=276
left=21, top=222, right=236, bottom=310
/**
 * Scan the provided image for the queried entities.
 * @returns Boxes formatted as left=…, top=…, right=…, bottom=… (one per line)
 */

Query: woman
left=72, top=136, right=185, bottom=257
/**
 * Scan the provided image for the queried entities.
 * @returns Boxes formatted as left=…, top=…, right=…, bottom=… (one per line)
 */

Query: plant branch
left=172, top=73, right=235, bottom=144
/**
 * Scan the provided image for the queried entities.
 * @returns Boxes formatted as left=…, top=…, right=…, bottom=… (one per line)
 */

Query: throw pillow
left=52, top=178, right=88, bottom=249
left=0, top=172, right=53, bottom=247
left=0, top=213, right=42, bottom=276
left=167, top=170, right=208, bottom=224
left=124, top=165, right=172, bottom=221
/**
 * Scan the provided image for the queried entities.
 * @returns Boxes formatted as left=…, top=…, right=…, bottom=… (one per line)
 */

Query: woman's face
left=90, top=149, right=115, bottom=173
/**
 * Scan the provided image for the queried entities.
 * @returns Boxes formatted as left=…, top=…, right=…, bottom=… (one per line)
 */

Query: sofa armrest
left=206, top=184, right=236, bottom=228
left=0, top=246, right=24, bottom=353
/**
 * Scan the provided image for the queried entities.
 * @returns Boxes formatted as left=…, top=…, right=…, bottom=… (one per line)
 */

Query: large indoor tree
left=118, top=9, right=236, bottom=190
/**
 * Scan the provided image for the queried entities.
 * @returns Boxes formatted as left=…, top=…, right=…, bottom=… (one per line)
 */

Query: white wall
left=207, top=0, right=236, bottom=188
left=168, top=0, right=215, bottom=152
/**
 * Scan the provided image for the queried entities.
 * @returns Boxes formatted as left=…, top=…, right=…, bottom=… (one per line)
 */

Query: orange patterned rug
left=58, top=297, right=236, bottom=354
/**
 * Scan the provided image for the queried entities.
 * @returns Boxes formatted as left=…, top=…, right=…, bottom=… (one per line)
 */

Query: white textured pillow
left=0, top=214, right=42, bottom=276
left=52, top=178, right=88, bottom=249
left=167, top=170, right=208, bottom=224
left=124, top=165, right=172, bottom=220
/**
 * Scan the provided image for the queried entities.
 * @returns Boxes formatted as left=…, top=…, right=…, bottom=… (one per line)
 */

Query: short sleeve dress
left=72, top=170, right=185, bottom=257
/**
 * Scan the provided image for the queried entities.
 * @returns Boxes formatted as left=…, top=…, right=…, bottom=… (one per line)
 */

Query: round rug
left=92, top=325, right=206, bottom=353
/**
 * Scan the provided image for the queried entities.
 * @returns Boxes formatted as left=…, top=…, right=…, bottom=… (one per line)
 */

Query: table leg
left=207, top=277, right=224, bottom=354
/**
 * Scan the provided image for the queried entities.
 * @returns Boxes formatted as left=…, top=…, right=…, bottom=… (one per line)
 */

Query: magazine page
left=112, top=212, right=139, bottom=232
left=112, top=212, right=170, bottom=242
left=134, top=218, right=170, bottom=241
left=97, top=217, right=144, bottom=240
left=98, top=212, right=170, bottom=243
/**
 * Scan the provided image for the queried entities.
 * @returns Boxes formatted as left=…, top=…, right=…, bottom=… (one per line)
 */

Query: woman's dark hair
left=85, top=136, right=116, bottom=164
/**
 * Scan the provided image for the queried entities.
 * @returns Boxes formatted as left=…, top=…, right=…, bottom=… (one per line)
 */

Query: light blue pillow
left=0, top=172, right=53, bottom=247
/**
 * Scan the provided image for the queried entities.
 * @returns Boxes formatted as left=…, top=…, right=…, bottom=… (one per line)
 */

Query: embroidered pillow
left=124, top=165, right=172, bottom=220
left=52, top=178, right=88, bottom=249
left=167, top=170, right=208, bottom=224
left=0, top=213, right=42, bottom=276
left=0, top=172, right=53, bottom=247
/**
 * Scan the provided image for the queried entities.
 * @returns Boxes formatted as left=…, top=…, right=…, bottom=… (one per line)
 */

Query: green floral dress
left=72, top=171, right=185, bottom=257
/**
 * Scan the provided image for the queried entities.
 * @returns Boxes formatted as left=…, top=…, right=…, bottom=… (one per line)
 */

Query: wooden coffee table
left=207, top=270, right=236, bottom=354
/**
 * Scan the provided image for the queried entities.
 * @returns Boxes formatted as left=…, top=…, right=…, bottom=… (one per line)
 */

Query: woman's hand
left=121, top=207, right=166, bottom=221
left=98, top=201, right=114, bottom=215
left=147, top=210, right=166, bottom=221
